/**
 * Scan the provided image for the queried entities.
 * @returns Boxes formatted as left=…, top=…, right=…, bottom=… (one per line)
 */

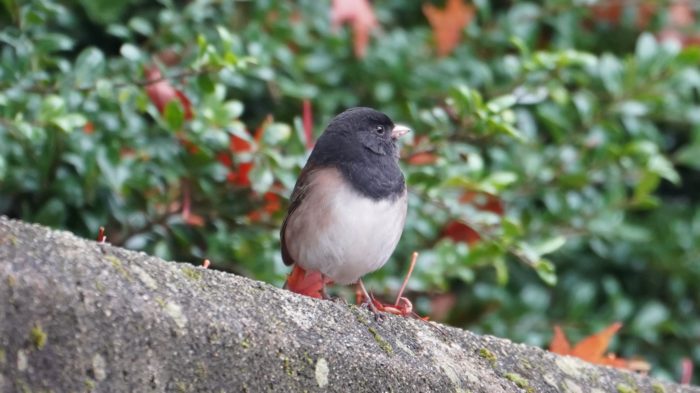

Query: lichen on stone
left=30, top=325, right=47, bottom=349
left=106, top=255, right=130, bottom=279
left=505, top=372, right=533, bottom=393
left=652, top=383, right=666, bottom=393
left=181, top=266, right=202, bottom=281
left=315, top=357, right=329, bottom=388
left=616, top=383, right=638, bottom=393
left=368, top=327, right=393, bottom=355
left=478, top=348, right=497, bottom=365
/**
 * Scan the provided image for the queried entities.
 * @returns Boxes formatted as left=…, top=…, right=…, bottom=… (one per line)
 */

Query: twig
left=395, top=252, right=418, bottom=306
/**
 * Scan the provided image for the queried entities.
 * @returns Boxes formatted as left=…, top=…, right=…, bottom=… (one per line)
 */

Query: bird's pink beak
left=391, top=124, right=410, bottom=140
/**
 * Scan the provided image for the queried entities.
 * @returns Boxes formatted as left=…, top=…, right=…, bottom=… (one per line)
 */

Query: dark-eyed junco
left=281, top=107, right=409, bottom=309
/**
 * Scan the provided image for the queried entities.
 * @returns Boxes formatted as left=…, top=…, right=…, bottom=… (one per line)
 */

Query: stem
left=395, top=252, right=419, bottom=306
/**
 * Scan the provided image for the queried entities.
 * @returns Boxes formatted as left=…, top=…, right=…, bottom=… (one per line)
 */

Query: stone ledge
left=0, top=216, right=696, bottom=392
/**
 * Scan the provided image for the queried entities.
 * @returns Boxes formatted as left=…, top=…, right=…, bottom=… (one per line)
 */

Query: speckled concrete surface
left=0, top=216, right=697, bottom=392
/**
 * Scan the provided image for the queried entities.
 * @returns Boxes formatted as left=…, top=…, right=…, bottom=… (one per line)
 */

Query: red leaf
left=460, top=191, right=504, bottom=215
left=230, top=135, right=253, bottom=153
left=302, top=99, right=314, bottom=148
left=441, top=192, right=503, bottom=245
left=83, top=121, right=94, bottom=134
left=331, top=0, right=378, bottom=58
left=247, top=191, right=282, bottom=222
left=229, top=162, right=253, bottom=186
left=588, top=0, right=655, bottom=28
left=143, top=65, right=193, bottom=120
left=442, top=220, right=481, bottom=244
left=423, top=0, right=475, bottom=57
left=659, top=1, right=700, bottom=48
left=262, top=192, right=281, bottom=214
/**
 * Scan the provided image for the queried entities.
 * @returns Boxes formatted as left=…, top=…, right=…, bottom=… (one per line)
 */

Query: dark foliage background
left=1, top=0, right=699, bottom=383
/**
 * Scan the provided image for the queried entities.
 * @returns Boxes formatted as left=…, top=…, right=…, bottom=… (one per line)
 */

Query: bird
left=281, top=107, right=410, bottom=311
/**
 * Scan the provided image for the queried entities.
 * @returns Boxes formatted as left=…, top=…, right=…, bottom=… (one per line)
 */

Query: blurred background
left=1, top=0, right=699, bottom=384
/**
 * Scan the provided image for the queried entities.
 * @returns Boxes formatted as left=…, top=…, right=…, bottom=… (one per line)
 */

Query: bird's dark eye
left=375, top=125, right=385, bottom=134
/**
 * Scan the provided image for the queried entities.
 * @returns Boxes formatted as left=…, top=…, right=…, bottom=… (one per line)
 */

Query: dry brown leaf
left=423, top=0, right=475, bottom=57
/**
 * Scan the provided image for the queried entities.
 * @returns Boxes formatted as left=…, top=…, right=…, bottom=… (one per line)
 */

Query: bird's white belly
left=286, top=169, right=407, bottom=285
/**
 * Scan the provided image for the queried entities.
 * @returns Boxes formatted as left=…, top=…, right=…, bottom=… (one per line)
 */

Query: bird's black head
left=309, top=107, right=409, bottom=199
left=324, top=107, right=404, bottom=157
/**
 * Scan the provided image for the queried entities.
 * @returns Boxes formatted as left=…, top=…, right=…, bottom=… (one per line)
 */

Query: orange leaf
left=547, top=323, right=649, bottom=372
left=423, top=0, right=474, bottom=57
left=549, top=325, right=572, bottom=355
left=83, top=121, right=95, bottom=134
left=183, top=212, right=205, bottom=227
left=570, top=322, right=622, bottom=362
left=407, top=151, right=438, bottom=166
left=331, top=0, right=378, bottom=58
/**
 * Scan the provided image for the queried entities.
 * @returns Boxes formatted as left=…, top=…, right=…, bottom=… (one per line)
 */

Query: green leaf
left=223, top=100, right=244, bottom=120
left=494, top=257, right=509, bottom=286
left=487, top=95, right=517, bottom=113
left=95, top=79, right=113, bottom=98
left=51, top=113, right=87, bottom=133
left=262, top=123, right=292, bottom=146
left=676, top=143, right=700, bottom=170
left=248, top=164, right=274, bottom=194
left=33, top=198, right=66, bottom=227
left=120, top=43, right=143, bottom=61
left=35, top=33, right=74, bottom=52
left=647, top=155, right=680, bottom=185
left=534, top=259, right=557, bottom=286
left=197, top=74, right=216, bottom=94
left=501, top=218, right=523, bottom=238
left=40, top=95, right=66, bottom=121
left=636, top=32, right=658, bottom=62
left=2, top=0, right=19, bottom=23
left=128, top=16, right=153, bottom=36
left=533, top=236, right=566, bottom=256
left=0, top=154, right=6, bottom=181
left=632, top=171, right=660, bottom=207
left=163, top=101, right=185, bottom=130
left=599, top=54, right=623, bottom=94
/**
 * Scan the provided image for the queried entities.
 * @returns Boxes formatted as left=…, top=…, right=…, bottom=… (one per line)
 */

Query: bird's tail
left=284, top=265, right=331, bottom=299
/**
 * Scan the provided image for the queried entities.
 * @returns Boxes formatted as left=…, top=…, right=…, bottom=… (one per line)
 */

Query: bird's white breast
left=285, top=168, right=407, bottom=285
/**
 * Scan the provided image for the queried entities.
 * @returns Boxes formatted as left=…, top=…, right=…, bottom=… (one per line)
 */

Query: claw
left=354, top=252, right=429, bottom=320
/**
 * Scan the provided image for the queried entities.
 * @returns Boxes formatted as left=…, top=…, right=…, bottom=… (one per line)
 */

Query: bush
left=1, top=0, right=698, bottom=383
